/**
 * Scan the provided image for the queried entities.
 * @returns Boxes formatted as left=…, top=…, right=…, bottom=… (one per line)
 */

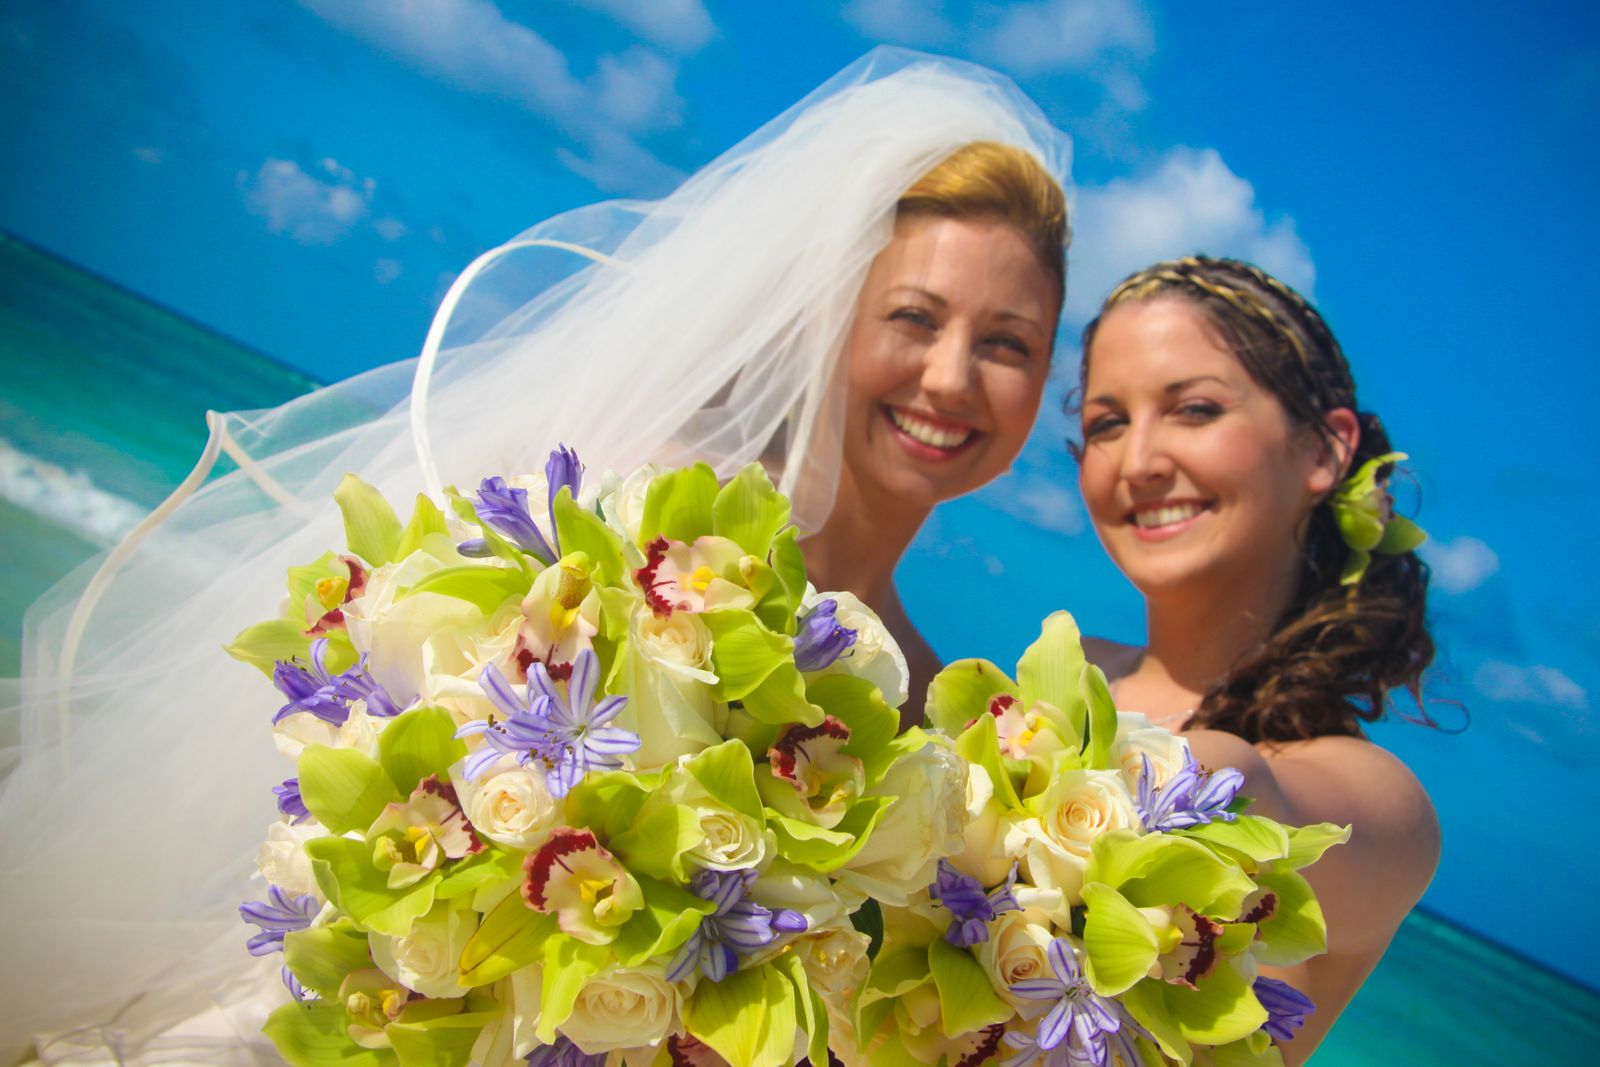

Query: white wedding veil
left=0, top=47, right=1072, bottom=1060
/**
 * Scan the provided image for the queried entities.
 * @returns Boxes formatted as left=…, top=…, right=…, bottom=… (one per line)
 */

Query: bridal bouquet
left=228, top=448, right=959, bottom=1067
left=852, top=614, right=1347, bottom=1067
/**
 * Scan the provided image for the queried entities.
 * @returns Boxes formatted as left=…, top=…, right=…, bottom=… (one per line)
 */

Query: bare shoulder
left=1082, top=635, right=1142, bottom=681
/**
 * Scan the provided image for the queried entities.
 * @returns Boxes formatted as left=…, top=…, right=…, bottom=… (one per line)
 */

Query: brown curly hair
left=1076, top=256, right=1433, bottom=743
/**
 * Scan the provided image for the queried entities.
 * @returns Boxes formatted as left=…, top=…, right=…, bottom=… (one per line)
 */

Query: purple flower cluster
left=272, top=777, right=310, bottom=824
left=1136, top=750, right=1245, bottom=833
left=460, top=447, right=582, bottom=563
left=524, top=1037, right=606, bottom=1067
left=457, top=649, right=638, bottom=797
left=1254, top=975, right=1316, bottom=1042
left=666, top=869, right=807, bottom=983
left=929, top=859, right=1022, bottom=947
left=239, top=885, right=319, bottom=1001
left=793, top=598, right=858, bottom=672
left=271, top=638, right=402, bottom=727
left=1004, top=938, right=1148, bottom=1067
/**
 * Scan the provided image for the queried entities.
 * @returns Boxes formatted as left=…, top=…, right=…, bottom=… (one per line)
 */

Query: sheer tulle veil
left=0, top=47, right=1072, bottom=1059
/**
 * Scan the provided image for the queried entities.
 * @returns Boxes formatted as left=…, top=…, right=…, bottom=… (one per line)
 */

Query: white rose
left=663, top=764, right=769, bottom=871
left=1021, top=769, right=1140, bottom=907
left=838, top=740, right=968, bottom=905
left=344, top=550, right=484, bottom=706
left=422, top=603, right=522, bottom=701
left=804, top=590, right=909, bottom=709
left=631, top=608, right=715, bottom=680
left=951, top=762, right=1016, bottom=888
left=270, top=696, right=384, bottom=761
left=560, top=965, right=679, bottom=1055
left=256, top=818, right=329, bottom=898
left=974, top=907, right=1058, bottom=1011
left=452, top=757, right=561, bottom=851
left=1111, top=713, right=1192, bottom=792
left=598, top=464, right=661, bottom=546
left=370, top=904, right=477, bottom=999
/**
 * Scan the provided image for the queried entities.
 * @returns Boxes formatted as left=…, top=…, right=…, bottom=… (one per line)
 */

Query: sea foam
left=0, top=437, right=146, bottom=545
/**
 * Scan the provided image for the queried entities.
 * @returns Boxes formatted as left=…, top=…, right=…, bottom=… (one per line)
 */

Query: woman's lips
left=1126, top=500, right=1211, bottom=542
left=883, top=405, right=978, bottom=461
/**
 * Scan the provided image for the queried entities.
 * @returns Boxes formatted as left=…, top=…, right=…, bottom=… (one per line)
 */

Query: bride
left=0, top=48, right=1072, bottom=1063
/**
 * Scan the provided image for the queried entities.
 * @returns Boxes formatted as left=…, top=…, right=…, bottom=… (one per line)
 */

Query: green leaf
left=402, top=565, right=529, bottom=615
left=768, top=527, right=808, bottom=631
left=396, top=493, right=450, bottom=561
left=306, top=836, right=437, bottom=938
left=535, top=935, right=606, bottom=1044
left=283, top=919, right=374, bottom=1000
left=388, top=1004, right=495, bottom=1067
left=684, top=739, right=765, bottom=820
left=264, top=999, right=396, bottom=1067
left=298, top=745, right=403, bottom=835
left=1277, top=821, right=1351, bottom=873
left=1081, top=663, right=1119, bottom=769
left=1088, top=831, right=1258, bottom=920
left=1080, top=882, right=1161, bottom=996
left=335, top=473, right=404, bottom=566
left=684, top=962, right=797, bottom=1067
left=1121, top=979, right=1193, bottom=1065
left=705, top=611, right=793, bottom=701
left=609, top=801, right=703, bottom=881
left=457, top=891, right=558, bottom=988
left=1179, top=815, right=1292, bottom=868
left=378, top=706, right=468, bottom=796
left=712, top=464, right=791, bottom=560
left=1252, top=869, right=1329, bottom=967
left=552, top=487, right=626, bottom=587
left=1016, top=611, right=1088, bottom=737
left=923, top=658, right=1017, bottom=737
left=640, top=463, right=719, bottom=544
left=1162, top=957, right=1267, bottom=1046
left=612, top=874, right=716, bottom=966
left=928, top=937, right=1011, bottom=1035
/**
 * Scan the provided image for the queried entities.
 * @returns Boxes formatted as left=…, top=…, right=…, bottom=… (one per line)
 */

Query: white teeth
left=1134, top=503, right=1204, bottom=529
left=888, top=408, right=973, bottom=449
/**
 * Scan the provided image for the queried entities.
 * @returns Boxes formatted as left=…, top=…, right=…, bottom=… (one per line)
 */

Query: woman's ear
left=1307, top=407, right=1361, bottom=496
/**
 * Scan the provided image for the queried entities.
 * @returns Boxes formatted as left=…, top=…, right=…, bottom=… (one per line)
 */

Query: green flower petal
left=379, top=706, right=467, bottom=796
left=535, top=935, right=607, bottom=1045
left=712, top=463, right=792, bottom=560
left=929, top=936, right=1012, bottom=1035
left=263, top=1000, right=392, bottom=1067
left=1253, top=869, right=1330, bottom=967
left=396, top=493, right=450, bottom=561
left=552, top=487, right=625, bottom=587
left=640, top=463, right=720, bottom=544
left=1081, top=882, right=1161, bottom=996
left=283, top=918, right=373, bottom=1000
left=924, top=658, right=1018, bottom=737
left=1082, top=663, right=1118, bottom=769
left=1277, top=822, right=1350, bottom=873
left=335, top=473, right=404, bottom=567
left=306, top=835, right=437, bottom=939
left=1016, top=612, right=1088, bottom=742
left=684, top=962, right=797, bottom=1067
left=1161, top=961, right=1267, bottom=1046
left=299, top=745, right=402, bottom=835
left=1087, top=831, right=1257, bottom=918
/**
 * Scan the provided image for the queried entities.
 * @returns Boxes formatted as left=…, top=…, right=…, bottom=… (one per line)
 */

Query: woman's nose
left=1120, top=421, right=1175, bottom=484
left=919, top=328, right=976, bottom=402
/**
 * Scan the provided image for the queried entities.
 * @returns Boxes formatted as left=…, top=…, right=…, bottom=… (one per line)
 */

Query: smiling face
left=839, top=214, right=1059, bottom=515
left=1077, top=298, right=1339, bottom=604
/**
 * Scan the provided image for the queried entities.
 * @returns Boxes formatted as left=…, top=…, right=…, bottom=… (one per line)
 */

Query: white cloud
left=980, top=472, right=1085, bottom=536
left=974, top=0, right=1153, bottom=76
left=1066, top=147, right=1314, bottom=322
left=841, top=0, right=955, bottom=46
left=568, top=0, right=715, bottom=52
left=373, top=216, right=408, bottom=241
left=1474, top=661, right=1588, bottom=710
left=1425, top=535, right=1500, bottom=594
left=131, top=145, right=163, bottom=165
left=301, top=0, right=684, bottom=192
left=239, top=157, right=372, bottom=244
left=374, top=257, right=403, bottom=284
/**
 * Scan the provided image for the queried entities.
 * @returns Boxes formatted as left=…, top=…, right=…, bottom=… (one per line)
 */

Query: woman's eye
left=1082, top=413, right=1125, bottom=440
left=984, top=333, right=1032, bottom=359
left=889, top=307, right=936, bottom=329
left=1175, top=400, right=1223, bottom=422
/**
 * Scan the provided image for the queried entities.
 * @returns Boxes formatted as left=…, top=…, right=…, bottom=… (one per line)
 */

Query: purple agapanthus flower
left=525, top=1037, right=607, bottom=1067
left=273, top=777, right=310, bottom=824
left=929, top=859, right=1022, bottom=947
left=794, top=598, right=858, bottom=672
left=240, top=885, right=319, bottom=1002
left=1137, top=750, right=1245, bottom=833
left=666, top=868, right=807, bottom=983
left=271, top=639, right=402, bottom=726
left=1005, top=938, right=1122, bottom=1067
left=459, top=446, right=584, bottom=563
left=456, top=649, right=638, bottom=797
left=1255, top=975, right=1316, bottom=1043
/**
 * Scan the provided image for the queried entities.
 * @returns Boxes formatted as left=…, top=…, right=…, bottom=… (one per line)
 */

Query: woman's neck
left=1135, top=566, right=1299, bottom=708
left=800, top=471, right=928, bottom=616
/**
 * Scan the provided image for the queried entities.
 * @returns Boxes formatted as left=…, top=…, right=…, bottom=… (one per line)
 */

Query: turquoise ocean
left=2, top=230, right=1596, bottom=1063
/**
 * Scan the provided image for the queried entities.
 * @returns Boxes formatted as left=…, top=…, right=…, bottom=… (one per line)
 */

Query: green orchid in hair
left=1328, top=451, right=1426, bottom=585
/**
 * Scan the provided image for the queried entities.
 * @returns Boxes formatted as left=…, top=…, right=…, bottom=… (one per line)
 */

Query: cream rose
left=560, top=965, right=679, bottom=1055
left=597, top=464, right=661, bottom=546
left=451, top=757, right=561, bottom=851
left=804, top=589, right=910, bottom=708
left=950, top=762, right=1017, bottom=887
left=256, top=818, right=328, bottom=898
left=974, top=907, right=1058, bottom=1011
left=838, top=740, right=968, bottom=905
left=370, top=904, right=477, bottom=999
left=631, top=608, right=715, bottom=679
left=663, top=764, right=769, bottom=871
left=1111, top=713, right=1192, bottom=792
left=344, top=549, right=484, bottom=706
left=1021, top=769, right=1140, bottom=907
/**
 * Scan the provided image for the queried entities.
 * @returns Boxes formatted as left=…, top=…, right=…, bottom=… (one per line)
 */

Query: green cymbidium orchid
left=1328, top=451, right=1427, bottom=585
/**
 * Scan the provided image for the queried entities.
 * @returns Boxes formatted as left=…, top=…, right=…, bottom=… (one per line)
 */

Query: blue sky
left=2, top=1, right=1598, bottom=984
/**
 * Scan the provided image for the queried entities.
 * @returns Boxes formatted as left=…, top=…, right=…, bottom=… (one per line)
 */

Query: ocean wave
left=0, top=438, right=147, bottom=545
